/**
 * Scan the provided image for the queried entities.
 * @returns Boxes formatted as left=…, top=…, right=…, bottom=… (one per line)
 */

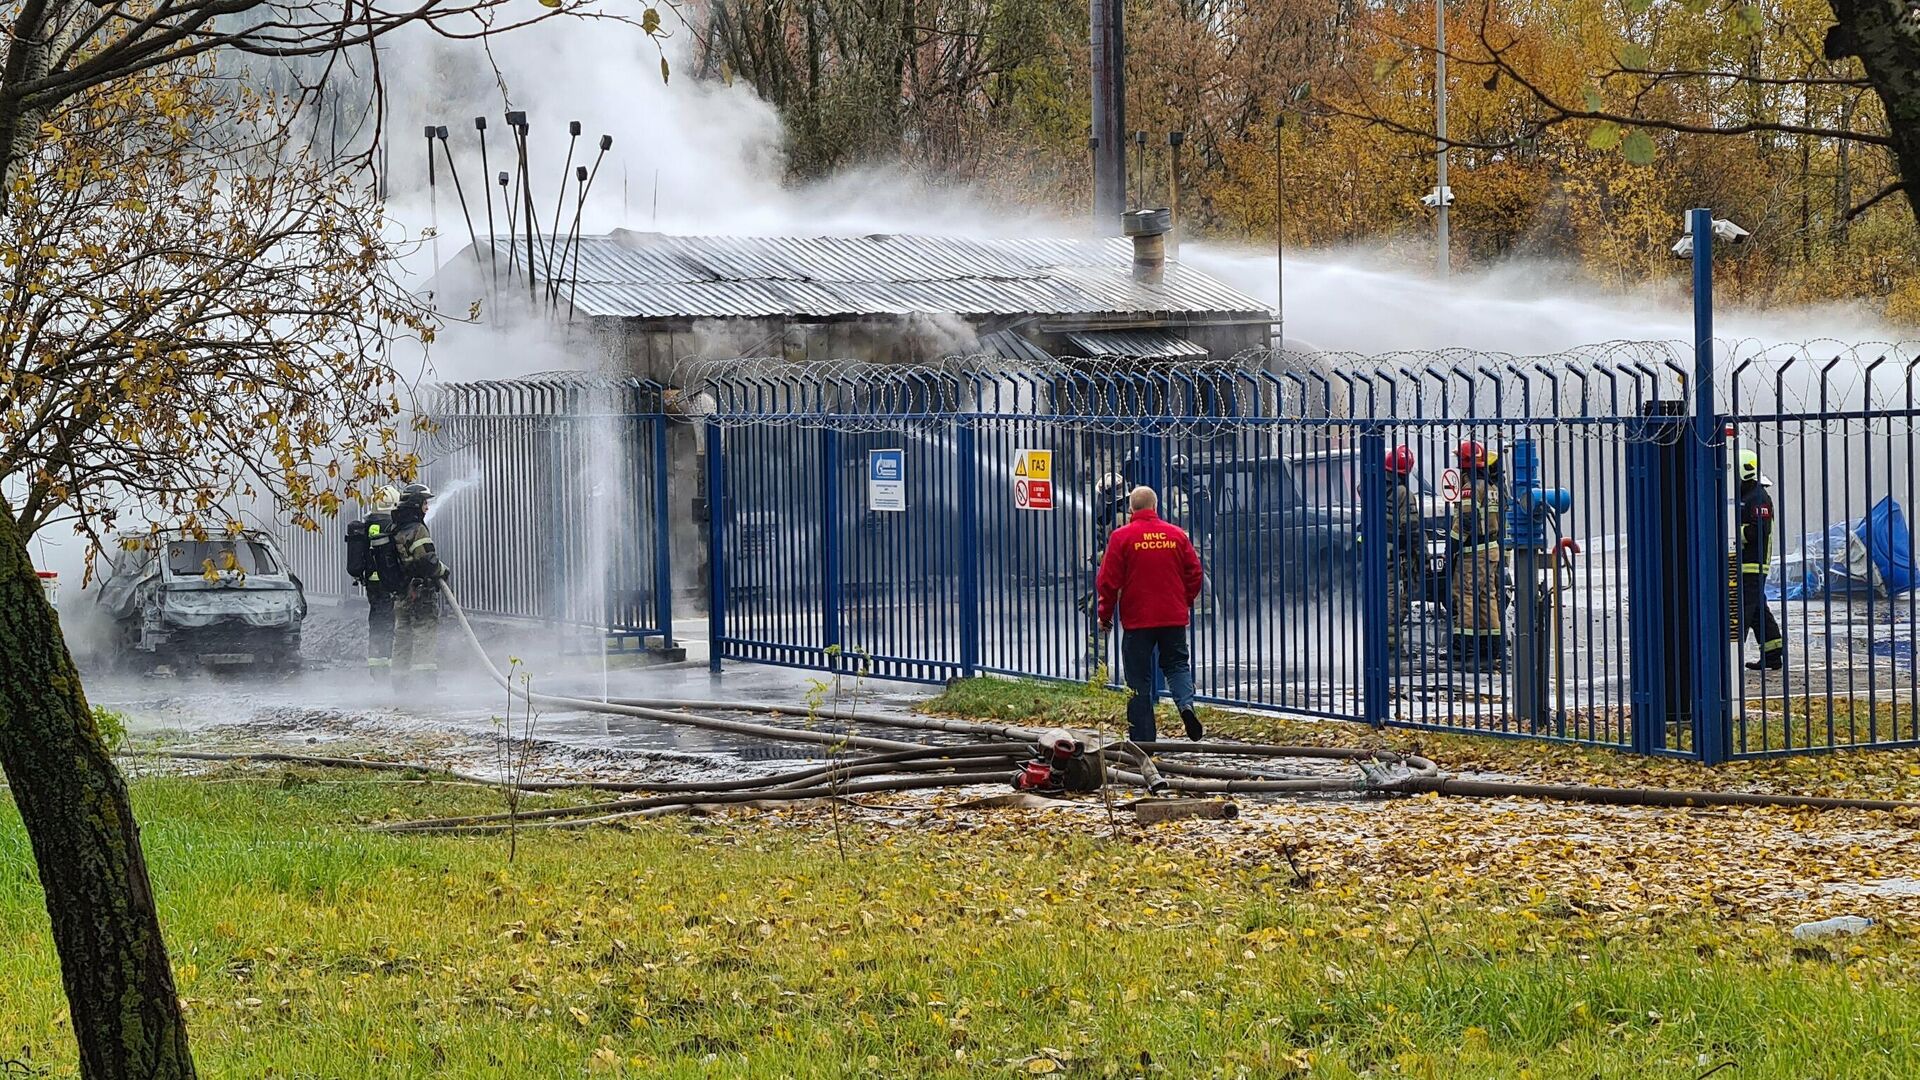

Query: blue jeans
left=1122, top=625, right=1194, bottom=743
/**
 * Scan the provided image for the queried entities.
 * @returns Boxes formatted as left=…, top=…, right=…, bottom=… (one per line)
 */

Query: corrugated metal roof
left=978, top=330, right=1058, bottom=365
left=471, top=231, right=1268, bottom=320
left=1062, top=329, right=1209, bottom=360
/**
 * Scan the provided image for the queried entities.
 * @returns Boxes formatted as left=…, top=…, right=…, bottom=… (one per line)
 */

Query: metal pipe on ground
left=376, top=771, right=1018, bottom=835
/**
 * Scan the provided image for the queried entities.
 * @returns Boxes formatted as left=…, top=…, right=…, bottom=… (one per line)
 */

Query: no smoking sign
left=1014, top=449, right=1054, bottom=511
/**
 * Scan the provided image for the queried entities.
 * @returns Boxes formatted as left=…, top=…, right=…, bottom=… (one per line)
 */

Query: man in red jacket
left=1097, top=486, right=1207, bottom=743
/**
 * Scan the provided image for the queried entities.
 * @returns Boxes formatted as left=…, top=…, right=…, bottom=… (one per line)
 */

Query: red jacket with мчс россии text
left=1095, top=508, right=1205, bottom=630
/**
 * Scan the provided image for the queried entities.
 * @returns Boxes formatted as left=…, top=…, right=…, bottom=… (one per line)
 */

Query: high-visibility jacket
left=1738, top=481, right=1775, bottom=574
left=392, top=511, right=446, bottom=585
left=1096, top=508, right=1204, bottom=629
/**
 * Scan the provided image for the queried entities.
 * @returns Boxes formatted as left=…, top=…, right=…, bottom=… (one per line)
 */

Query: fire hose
left=151, top=583, right=1920, bottom=831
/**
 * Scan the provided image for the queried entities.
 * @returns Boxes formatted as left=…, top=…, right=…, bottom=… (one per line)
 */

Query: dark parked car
left=1196, top=449, right=1448, bottom=599
left=95, top=529, right=307, bottom=671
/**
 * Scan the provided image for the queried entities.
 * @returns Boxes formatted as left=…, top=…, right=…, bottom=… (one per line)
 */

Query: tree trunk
left=1827, top=0, right=1920, bottom=222
left=0, top=503, right=196, bottom=1079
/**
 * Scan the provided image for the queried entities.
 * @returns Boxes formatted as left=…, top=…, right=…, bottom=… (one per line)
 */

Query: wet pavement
left=92, top=607, right=945, bottom=786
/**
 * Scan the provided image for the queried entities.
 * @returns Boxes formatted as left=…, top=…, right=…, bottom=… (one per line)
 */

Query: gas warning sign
left=1013, top=449, right=1053, bottom=511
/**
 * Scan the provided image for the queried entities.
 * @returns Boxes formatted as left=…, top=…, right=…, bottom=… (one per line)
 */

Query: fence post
left=821, top=427, right=844, bottom=671
left=704, top=422, right=726, bottom=674
left=1687, top=207, right=1732, bottom=764
left=956, top=424, right=981, bottom=679
left=1625, top=431, right=1667, bottom=754
left=1358, top=431, right=1390, bottom=727
left=652, top=414, right=674, bottom=649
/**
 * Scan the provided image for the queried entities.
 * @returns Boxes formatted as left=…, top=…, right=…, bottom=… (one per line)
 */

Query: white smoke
left=360, top=9, right=1904, bottom=373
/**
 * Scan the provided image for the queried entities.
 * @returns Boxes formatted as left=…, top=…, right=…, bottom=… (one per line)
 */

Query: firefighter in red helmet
left=1384, top=445, right=1423, bottom=656
left=1449, top=439, right=1507, bottom=669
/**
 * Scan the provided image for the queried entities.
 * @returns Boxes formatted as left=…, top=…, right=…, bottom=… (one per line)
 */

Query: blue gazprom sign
left=868, top=448, right=905, bottom=511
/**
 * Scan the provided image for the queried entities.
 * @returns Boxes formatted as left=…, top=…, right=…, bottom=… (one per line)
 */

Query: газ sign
left=1013, top=449, right=1053, bottom=510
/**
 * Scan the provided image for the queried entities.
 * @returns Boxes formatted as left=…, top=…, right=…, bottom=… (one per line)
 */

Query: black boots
left=1180, top=708, right=1205, bottom=741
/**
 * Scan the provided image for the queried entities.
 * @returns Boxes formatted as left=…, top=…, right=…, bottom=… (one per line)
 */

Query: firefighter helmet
left=372, top=485, right=401, bottom=512
left=1738, top=449, right=1760, bottom=483
left=398, top=483, right=433, bottom=510
left=1457, top=440, right=1488, bottom=469
left=1386, top=445, right=1416, bottom=476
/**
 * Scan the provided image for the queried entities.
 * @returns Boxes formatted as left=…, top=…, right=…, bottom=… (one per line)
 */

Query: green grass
left=4, top=771, right=1920, bottom=1077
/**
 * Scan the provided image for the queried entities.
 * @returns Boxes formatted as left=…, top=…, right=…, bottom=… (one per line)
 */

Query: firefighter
left=352, top=485, right=402, bottom=681
left=1384, top=445, right=1424, bottom=656
left=1736, top=449, right=1785, bottom=670
left=389, top=483, right=449, bottom=690
left=1163, top=455, right=1193, bottom=522
left=1449, top=441, right=1506, bottom=669
left=1082, top=456, right=1135, bottom=672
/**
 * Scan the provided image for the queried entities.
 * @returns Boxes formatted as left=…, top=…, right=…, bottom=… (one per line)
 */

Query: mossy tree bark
left=0, top=502, right=195, bottom=1078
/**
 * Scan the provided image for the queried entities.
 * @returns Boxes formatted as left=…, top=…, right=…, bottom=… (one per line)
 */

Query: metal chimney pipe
left=1121, top=208, right=1171, bottom=284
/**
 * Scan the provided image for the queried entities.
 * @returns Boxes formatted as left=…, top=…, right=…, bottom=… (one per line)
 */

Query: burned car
left=95, top=529, right=307, bottom=671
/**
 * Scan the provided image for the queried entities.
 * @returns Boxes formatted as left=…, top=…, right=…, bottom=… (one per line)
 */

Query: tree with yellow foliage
left=0, top=1, right=673, bottom=1073
left=0, top=58, right=429, bottom=1080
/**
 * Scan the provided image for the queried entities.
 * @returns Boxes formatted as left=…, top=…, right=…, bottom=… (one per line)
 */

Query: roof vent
left=1121, top=208, right=1171, bottom=283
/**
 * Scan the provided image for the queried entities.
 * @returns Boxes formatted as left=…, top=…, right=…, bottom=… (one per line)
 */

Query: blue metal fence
left=698, top=351, right=1752, bottom=752
left=1723, top=345, right=1920, bottom=757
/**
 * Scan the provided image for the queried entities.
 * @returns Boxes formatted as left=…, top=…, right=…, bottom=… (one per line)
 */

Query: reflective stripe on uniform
left=1740, top=562, right=1769, bottom=574
left=368, top=657, right=392, bottom=668
left=409, top=663, right=438, bottom=672
left=406, top=537, right=433, bottom=555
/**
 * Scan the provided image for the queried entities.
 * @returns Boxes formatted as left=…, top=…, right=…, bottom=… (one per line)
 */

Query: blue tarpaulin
left=1860, top=495, right=1916, bottom=595
left=1768, top=496, right=1916, bottom=600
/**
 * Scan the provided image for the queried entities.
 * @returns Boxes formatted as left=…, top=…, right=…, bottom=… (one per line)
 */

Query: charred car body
left=96, top=529, right=307, bottom=671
